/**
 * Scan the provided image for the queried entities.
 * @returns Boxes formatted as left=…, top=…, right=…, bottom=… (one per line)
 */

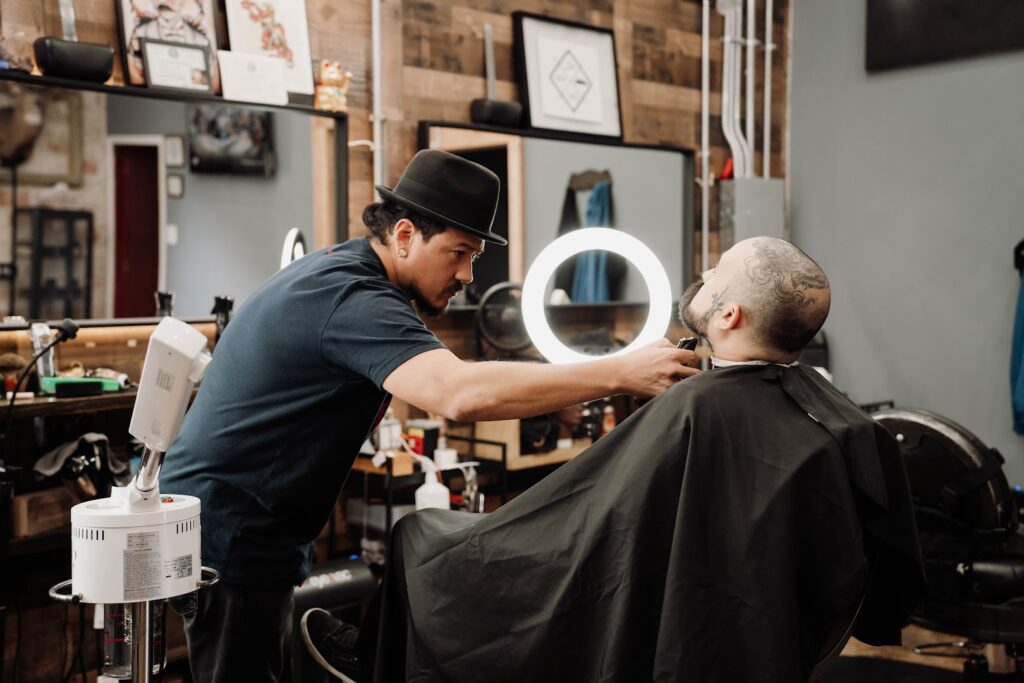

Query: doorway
left=106, top=135, right=166, bottom=318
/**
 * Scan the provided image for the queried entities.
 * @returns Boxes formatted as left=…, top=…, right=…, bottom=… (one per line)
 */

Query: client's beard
left=678, top=280, right=711, bottom=341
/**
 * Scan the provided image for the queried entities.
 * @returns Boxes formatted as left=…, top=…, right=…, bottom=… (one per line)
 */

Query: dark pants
left=171, top=579, right=294, bottom=683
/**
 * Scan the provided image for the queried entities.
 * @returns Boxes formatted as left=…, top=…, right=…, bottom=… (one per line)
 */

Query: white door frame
left=105, top=135, right=167, bottom=318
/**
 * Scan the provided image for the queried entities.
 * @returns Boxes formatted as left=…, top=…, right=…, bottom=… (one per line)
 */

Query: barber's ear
left=716, top=304, right=742, bottom=330
left=393, top=218, right=416, bottom=252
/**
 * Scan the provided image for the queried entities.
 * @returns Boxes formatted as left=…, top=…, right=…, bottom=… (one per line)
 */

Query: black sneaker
left=300, top=608, right=363, bottom=682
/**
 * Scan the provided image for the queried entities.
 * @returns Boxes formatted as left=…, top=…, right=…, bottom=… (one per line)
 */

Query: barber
left=160, top=149, right=698, bottom=683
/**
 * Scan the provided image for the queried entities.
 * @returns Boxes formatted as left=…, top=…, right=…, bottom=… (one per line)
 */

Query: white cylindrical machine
left=49, top=318, right=216, bottom=682
left=70, top=488, right=201, bottom=604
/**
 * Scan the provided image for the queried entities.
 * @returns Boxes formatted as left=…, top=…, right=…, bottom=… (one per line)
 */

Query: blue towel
left=571, top=181, right=612, bottom=303
left=1012, top=276, right=1024, bottom=434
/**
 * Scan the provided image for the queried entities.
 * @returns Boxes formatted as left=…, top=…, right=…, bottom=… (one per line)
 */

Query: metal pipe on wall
left=371, top=0, right=384, bottom=195
left=719, top=11, right=739, bottom=176
left=745, top=0, right=756, bottom=177
left=731, top=12, right=748, bottom=177
left=701, top=0, right=711, bottom=273
left=763, top=0, right=774, bottom=178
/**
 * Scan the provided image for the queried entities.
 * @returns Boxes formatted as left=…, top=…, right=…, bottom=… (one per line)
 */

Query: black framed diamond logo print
left=513, top=12, right=623, bottom=139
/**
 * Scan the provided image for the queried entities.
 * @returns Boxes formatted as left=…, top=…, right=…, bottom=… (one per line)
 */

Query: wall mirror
left=0, top=74, right=347, bottom=323
left=419, top=121, right=693, bottom=353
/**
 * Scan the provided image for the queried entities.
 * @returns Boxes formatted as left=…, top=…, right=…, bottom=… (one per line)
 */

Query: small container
left=406, top=419, right=441, bottom=457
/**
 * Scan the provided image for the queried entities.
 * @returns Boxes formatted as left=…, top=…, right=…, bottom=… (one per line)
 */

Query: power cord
left=0, top=318, right=78, bottom=468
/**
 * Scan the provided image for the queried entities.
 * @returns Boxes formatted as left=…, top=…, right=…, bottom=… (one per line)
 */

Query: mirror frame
left=417, top=120, right=695, bottom=294
left=0, top=69, right=349, bottom=324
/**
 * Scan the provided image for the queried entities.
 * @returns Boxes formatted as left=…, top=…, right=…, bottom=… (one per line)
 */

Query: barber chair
left=288, top=557, right=376, bottom=683
left=873, top=408, right=1024, bottom=680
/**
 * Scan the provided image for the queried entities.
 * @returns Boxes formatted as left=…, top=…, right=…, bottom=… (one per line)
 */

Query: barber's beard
left=678, top=280, right=712, bottom=342
left=411, top=283, right=462, bottom=318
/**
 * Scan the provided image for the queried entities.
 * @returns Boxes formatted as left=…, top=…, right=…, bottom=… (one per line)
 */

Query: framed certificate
left=140, top=38, right=214, bottom=93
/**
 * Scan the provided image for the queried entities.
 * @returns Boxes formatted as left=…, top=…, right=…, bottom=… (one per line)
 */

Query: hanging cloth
left=571, top=180, right=613, bottom=302
left=1011, top=273, right=1024, bottom=434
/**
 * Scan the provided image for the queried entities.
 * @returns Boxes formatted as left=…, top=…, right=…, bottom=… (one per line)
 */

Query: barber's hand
left=616, top=338, right=700, bottom=399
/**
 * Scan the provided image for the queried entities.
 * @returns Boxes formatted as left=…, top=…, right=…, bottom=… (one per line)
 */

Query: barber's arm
left=383, top=340, right=698, bottom=422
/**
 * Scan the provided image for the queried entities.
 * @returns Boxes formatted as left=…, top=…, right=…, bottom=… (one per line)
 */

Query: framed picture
left=866, top=0, right=1024, bottom=71
left=140, top=38, right=213, bottom=93
left=224, top=0, right=314, bottom=96
left=167, top=173, right=185, bottom=198
left=165, top=135, right=186, bottom=167
left=116, top=0, right=221, bottom=92
left=187, top=104, right=276, bottom=176
left=513, top=12, right=623, bottom=139
left=0, top=87, right=84, bottom=186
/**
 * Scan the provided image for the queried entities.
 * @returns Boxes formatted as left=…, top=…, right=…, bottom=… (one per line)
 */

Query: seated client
left=307, top=237, right=925, bottom=682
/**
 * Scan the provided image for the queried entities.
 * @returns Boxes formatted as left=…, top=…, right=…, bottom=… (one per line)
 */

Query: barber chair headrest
left=873, top=408, right=1016, bottom=538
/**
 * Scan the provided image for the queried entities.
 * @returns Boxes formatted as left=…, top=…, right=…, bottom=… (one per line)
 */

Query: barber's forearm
left=450, top=358, right=621, bottom=422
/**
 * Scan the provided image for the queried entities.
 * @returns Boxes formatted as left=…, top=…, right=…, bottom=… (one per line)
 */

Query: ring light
left=522, top=228, right=672, bottom=364
left=280, top=227, right=307, bottom=269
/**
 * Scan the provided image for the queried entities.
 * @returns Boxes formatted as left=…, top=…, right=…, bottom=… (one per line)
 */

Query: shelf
left=6, top=390, right=139, bottom=419
left=0, top=69, right=346, bottom=121
left=502, top=440, right=590, bottom=471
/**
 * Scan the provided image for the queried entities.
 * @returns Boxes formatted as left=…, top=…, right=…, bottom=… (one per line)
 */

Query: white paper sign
left=217, top=50, right=289, bottom=106
left=537, top=37, right=604, bottom=124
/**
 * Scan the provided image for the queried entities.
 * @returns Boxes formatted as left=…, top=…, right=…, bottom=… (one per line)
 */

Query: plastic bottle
left=601, top=405, right=616, bottom=435
left=412, top=454, right=450, bottom=510
left=433, top=437, right=459, bottom=469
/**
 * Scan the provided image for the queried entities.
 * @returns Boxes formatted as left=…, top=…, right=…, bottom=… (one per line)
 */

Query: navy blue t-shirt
left=161, top=238, right=444, bottom=586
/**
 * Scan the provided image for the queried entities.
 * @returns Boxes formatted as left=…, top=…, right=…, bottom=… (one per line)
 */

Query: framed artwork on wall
left=167, top=173, right=185, bottom=198
left=0, top=87, right=84, bottom=186
left=224, top=0, right=314, bottom=96
left=866, top=0, right=1024, bottom=71
left=140, top=38, right=214, bottom=93
left=164, top=135, right=186, bottom=167
left=187, top=104, right=276, bottom=176
left=512, top=12, right=623, bottom=139
left=116, top=0, right=221, bottom=92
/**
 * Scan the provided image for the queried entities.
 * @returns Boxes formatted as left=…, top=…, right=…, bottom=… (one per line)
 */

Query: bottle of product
left=412, top=454, right=450, bottom=510
left=433, top=437, right=459, bottom=469
left=600, top=404, right=616, bottom=436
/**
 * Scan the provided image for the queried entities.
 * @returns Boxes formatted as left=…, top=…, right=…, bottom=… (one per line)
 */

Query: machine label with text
left=166, top=554, right=193, bottom=580
left=123, top=532, right=162, bottom=600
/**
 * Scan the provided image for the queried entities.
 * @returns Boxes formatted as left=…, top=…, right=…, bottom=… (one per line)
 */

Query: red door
left=113, top=145, right=159, bottom=317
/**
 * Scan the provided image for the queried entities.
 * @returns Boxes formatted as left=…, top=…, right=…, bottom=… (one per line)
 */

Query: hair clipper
left=634, top=338, right=698, bottom=407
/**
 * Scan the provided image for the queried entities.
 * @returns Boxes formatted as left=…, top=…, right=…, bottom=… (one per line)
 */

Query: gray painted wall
left=107, top=95, right=313, bottom=316
left=522, top=138, right=687, bottom=301
left=790, top=0, right=1024, bottom=483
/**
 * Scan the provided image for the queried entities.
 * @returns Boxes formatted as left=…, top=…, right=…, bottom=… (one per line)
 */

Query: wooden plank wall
left=2, top=0, right=789, bottom=265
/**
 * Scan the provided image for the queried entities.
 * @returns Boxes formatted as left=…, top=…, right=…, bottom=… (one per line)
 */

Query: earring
left=398, top=248, right=408, bottom=258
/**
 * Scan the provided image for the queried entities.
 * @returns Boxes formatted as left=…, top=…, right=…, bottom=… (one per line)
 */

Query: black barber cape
left=369, top=364, right=925, bottom=682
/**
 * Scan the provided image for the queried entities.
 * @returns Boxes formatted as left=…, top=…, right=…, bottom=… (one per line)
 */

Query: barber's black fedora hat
left=376, top=149, right=507, bottom=246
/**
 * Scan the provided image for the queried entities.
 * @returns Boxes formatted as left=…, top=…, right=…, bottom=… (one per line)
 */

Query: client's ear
left=716, top=303, right=742, bottom=331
